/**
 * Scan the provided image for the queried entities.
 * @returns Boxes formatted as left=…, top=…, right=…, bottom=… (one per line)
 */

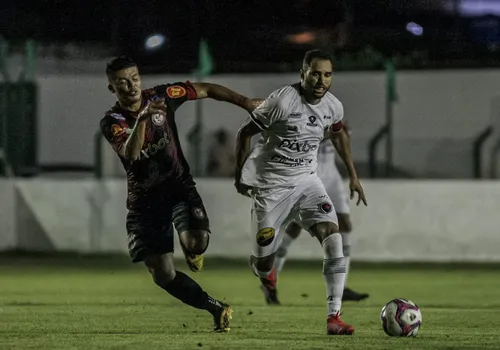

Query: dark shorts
left=126, top=186, right=210, bottom=263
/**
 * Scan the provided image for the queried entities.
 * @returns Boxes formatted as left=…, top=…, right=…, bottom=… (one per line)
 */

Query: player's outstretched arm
left=191, top=83, right=258, bottom=112
left=329, top=127, right=367, bottom=206
left=234, top=119, right=261, bottom=196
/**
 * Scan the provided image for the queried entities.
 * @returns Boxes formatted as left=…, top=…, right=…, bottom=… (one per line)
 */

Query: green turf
left=1, top=255, right=499, bottom=350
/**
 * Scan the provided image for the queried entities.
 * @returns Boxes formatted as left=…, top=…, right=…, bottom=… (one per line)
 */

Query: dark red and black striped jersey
left=100, top=81, right=197, bottom=209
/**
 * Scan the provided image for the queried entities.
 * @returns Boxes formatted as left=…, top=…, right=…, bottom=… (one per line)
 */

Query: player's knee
left=144, top=254, right=176, bottom=286
left=338, top=214, right=352, bottom=233
left=311, top=221, right=339, bottom=242
left=179, top=230, right=210, bottom=255
left=285, top=222, right=302, bottom=239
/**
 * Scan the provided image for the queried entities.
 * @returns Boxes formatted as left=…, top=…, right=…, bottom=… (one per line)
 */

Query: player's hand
left=349, top=178, right=367, bottom=206
left=138, top=99, right=166, bottom=121
left=147, top=99, right=166, bottom=115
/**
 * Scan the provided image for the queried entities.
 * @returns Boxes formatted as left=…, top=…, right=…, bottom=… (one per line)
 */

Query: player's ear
left=300, top=69, right=304, bottom=80
left=108, top=85, right=115, bottom=93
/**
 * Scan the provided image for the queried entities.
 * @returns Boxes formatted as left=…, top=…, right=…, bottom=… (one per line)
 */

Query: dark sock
left=161, top=270, right=221, bottom=314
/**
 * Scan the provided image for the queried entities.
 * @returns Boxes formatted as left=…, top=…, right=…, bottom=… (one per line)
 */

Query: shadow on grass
left=1, top=250, right=500, bottom=271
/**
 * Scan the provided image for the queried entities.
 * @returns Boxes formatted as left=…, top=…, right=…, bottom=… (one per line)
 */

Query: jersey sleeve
left=100, top=114, right=129, bottom=154
left=329, top=101, right=344, bottom=134
left=249, top=96, right=286, bottom=130
left=154, top=81, right=197, bottom=112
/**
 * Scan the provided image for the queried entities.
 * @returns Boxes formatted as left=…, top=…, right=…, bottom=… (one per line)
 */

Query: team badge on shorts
left=193, top=207, right=205, bottom=219
left=256, top=227, right=275, bottom=247
left=151, top=113, right=165, bottom=126
left=319, top=202, right=333, bottom=213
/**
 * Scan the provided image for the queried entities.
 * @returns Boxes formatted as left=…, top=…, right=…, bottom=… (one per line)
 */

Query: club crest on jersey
left=256, top=227, right=275, bottom=247
left=151, top=113, right=165, bottom=126
left=319, top=202, right=333, bottom=213
left=166, top=85, right=187, bottom=98
left=307, top=115, right=318, bottom=127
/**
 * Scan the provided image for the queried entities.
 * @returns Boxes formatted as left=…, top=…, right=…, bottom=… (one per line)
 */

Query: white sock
left=322, top=233, right=346, bottom=317
left=274, top=233, right=295, bottom=275
left=340, top=232, right=351, bottom=282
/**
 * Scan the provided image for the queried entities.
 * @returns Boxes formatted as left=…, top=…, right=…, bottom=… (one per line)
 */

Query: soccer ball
left=380, top=298, right=422, bottom=337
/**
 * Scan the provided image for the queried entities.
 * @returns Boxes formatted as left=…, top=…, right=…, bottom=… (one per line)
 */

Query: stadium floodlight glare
left=145, top=34, right=166, bottom=50
left=406, top=22, right=423, bottom=36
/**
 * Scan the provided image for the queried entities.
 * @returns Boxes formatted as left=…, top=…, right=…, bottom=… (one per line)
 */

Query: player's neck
left=118, top=97, right=143, bottom=113
left=299, top=84, right=321, bottom=105
left=305, top=96, right=321, bottom=105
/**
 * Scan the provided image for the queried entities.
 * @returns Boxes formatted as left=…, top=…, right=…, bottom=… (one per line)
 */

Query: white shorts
left=250, top=174, right=338, bottom=258
left=317, top=162, right=350, bottom=214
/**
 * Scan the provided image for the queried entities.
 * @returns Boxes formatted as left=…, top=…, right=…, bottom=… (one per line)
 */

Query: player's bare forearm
left=192, top=83, right=256, bottom=112
left=331, top=129, right=358, bottom=180
left=235, top=134, right=252, bottom=181
left=235, top=120, right=260, bottom=181
left=123, top=120, right=146, bottom=161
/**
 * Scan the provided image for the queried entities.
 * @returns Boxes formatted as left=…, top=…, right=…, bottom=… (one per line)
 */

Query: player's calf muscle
left=251, top=254, right=275, bottom=272
left=144, top=254, right=176, bottom=285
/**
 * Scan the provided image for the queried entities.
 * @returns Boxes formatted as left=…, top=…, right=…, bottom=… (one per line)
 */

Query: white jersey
left=317, top=138, right=337, bottom=170
left=241, top=83, right=344, bottom=188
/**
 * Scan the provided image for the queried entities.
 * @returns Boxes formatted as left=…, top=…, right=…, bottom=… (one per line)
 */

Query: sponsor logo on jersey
left=307, top=115, right=318, bottom=127
left=256, top=227, right=275, bottom=247
left=166, top=85, right=187, bottom=98
left=110, top=113, right=126, bottom=120
left=143, top=132, right=170, bottom=157
left=278, top=139, right=318, bottom=152
left=289, top=112, right=302, bottom=118
left=271, top=155, right=313, bottom=167
left=287, top=125, right=298, bottom=132
left=111, top=124, right=124, bottom=137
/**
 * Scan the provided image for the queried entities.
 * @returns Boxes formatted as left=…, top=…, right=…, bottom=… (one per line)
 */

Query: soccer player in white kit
left=235, top=49, right=367, bottom=335
left=261, top=132, right=370, bottom=305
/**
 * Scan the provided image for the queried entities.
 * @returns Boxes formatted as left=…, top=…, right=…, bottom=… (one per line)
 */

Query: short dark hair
left=106, top=56, right=137, bottom=75
left=302, top=49, right=333, bottom=68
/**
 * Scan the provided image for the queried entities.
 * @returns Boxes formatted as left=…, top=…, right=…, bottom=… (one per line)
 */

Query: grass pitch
left=1, top=254, right=499, bottom=349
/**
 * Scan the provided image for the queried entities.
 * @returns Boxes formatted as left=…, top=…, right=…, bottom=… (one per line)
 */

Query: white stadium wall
left=2, top=178, right=500, bottom=262
left=37, top=69, right=500, bottom=178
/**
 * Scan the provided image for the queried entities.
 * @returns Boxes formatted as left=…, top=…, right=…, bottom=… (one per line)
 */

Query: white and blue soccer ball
left=380, top=298, right=422, bottom=337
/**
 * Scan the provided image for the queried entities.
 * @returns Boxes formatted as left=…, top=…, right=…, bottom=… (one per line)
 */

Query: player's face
left=108, top=66, right=142, bottom=106
left=301, top=59, right=333, bottom=102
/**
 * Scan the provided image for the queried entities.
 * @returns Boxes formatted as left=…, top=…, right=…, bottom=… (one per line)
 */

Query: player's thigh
left=325, top=176, right=351, bottom=217
left=295, top=177, right=339, bottom=236
left=171, top=186, right=210, bottom=251
left=126, top=209, right=174, bottom=264
left=251, top=187, right=296, bottom=258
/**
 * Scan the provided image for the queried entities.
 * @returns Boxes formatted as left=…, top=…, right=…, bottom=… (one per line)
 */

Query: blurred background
left=1, top=0, right=500, bottom=259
